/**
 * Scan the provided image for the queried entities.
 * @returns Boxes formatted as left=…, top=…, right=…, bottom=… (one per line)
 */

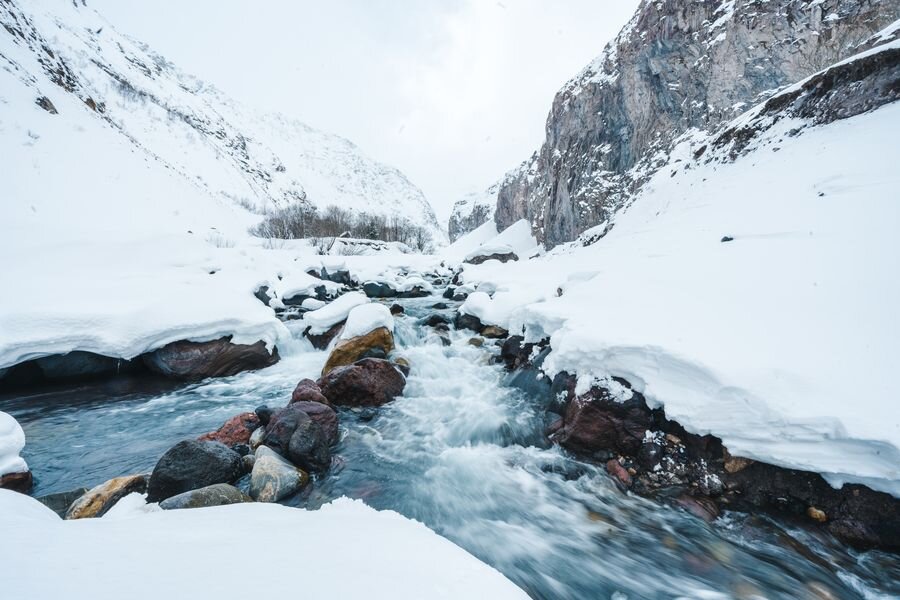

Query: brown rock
left=807, top=506, right=827, bottom=523
left=722, top=447, right=754, bottom=473
left=606, top=459, right=632, bottom=488
left=481, top=325, right=509, bottom=339
left=290, top=378, right=329, bottom=405
left=0, top=471, right=33, bottom=494
left=318, top=358, right=406, bottom=407
left=142, top=337, right=278, bottom=380
left=467, top=337, right=484, bottom=347
left=321, top=327, right=394, bottom=376
left=66, top=474, right=148, bottom=519
left=198, top=412, right=260, bottom=446
left=553, top=388, right=653, bottom=455
left=263, top=402, right=339, bottom=472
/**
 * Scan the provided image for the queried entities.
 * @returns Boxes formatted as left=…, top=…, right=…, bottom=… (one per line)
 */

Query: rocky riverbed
left=2, top=287, right=898, bottom=599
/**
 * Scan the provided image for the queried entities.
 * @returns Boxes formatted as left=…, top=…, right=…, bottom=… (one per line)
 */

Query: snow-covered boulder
left=303, top=292, right=369, bottom=336
left=322, top=304, right=395, bottom=376
left=0, top=412, right=30, bottom=493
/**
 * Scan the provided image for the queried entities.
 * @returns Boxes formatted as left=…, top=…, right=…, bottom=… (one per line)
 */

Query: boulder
left=389, top=303, right=405, bottom=315
left=321, top=326, right=395, bottom=376
left=0, top=471, right=33, bottom=494
left=442, top=287, right=455, bottom=299
left=606, top=459, right=633, bottom=489
left=249, top=446, right=309, bottom=502
left=465, top=251, right=519, bottom=265
left=37, top=487, right=89, bottom=518
left=398, top=286, right=430, bottom=298
left=146, top=440, right=245, bottom=503
left=392, top=357, right=411, bottom=377
left=198, top=412, right=260, bottom=447
left=249, top=426, right=266, bottom=451
left=468, top=337, right=484, bottom=347
left=290, top=378, right=329, bottom=405
left=159, top=483, right=252, bottom=510
left=362, top=281, right=398, bottom=298
left=420, top=314, right=451, bottom=328
left=317, top=358, right=406, bottom=407
left=455, top=312, right=483, bottom=332
left=65, top=474, right=148, bottom=519
left=263, top=403, right=339, bottom=472
left=253, top=285, right=273, bottom=306
left=305, top=320, right=344, bottom=350
left=481, top=325, right=508, bottom=339
left=142, top=337, right=279, bottom=380
left=255, top=405, right=274, bottom=426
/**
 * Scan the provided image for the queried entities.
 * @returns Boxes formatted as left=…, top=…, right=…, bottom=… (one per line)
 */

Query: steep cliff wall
left=494, top=0, right=899, bottom=246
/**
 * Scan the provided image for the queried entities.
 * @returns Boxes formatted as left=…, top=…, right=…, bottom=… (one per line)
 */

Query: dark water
left=3, top=296, right=898, bottom=599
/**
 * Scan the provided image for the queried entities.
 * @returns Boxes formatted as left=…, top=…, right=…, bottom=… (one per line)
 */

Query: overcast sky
left=91, top=1, right=637, bottom=223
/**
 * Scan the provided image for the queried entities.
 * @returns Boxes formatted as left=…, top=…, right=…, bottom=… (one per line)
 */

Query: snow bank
left=0, top=490, right=526, bottom=599
left=303, top=292, right=370, bottom=335
left=458, top=102, right=900, bottom=496
left=0, top=412, right=27, bottom=476
left=441, top=220, right=499, bottom=263
left=341, top=304, right=394, bottom=340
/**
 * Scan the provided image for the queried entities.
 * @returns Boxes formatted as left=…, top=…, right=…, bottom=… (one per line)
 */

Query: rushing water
left=2, top=295, right=898, bottom=599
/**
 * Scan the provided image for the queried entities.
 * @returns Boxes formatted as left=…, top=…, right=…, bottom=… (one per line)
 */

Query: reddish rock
left=290, top=378, right=329, bottom=405
left=675, top=494, right=720, bottom=522
left=198, top=412, right=261, bottom=447
left=143, top=337, right=279, bottom=380
left=553, top=387, right=652, bottom=455
left=605, top=459, right=633, bottom=488
left=0, top=471, right=33, bottom=494
left=263, top=402, right=339, bottom=472
left=317, top=358, right=406, bottom=407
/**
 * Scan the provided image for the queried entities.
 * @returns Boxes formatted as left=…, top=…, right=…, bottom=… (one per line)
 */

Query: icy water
left=2, top=296, right=898, bottom=599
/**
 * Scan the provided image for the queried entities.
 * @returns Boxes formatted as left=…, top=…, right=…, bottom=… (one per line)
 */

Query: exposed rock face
left=448, top=183, right=499, bottom=241
left=159, top=483, right=252, bottom=510
left=198, top=412, right=261, bottom=447
left=249, top=446, right=309, bottom=502
left=321, top=327, right=395, bottom=376
left=142, top=337, right=278, bottom=380
left=490, top=0, right=900, bottom=246
left=146, top=440, right=245, bottom=503
left=65, top=474, right=148, bottom=519
left=317, top=358, right=406, bottom=407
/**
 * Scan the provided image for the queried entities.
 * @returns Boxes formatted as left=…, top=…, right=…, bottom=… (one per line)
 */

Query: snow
left=303, top=292, right=370, bottom=335
left=455, top=219, right=540, bottom=263
left=340, top=303, right=394, bottom=340
left=465, top=243, right=516, bottom=261
left=457, top=101, right=900, bottom=497
left=0, top=412, right=28, bottom=477
left=0, top=490, right=526, bottom=600
left=301, top=298, right=327, bottom=310
left=0, top=1, right=445, bottom=371
left=441, top=220, right=499, bottom=263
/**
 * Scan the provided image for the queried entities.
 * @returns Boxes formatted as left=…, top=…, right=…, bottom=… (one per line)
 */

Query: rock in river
left=142, top=336, right=278, bottom=380
left=249, top=446, right=309, bottom=502
left=65, top=474, right=148, bottom=519
left=318, top=358, right=406, bottom=408
left=146, top=440, right=245, bottom=503
left=263, top=403, right=339, bottom=472
left=198, top=412, right=261, bottom=447
left=321, top=326, right=395, bottom=376
left=159, top=483, right=252, bottom=510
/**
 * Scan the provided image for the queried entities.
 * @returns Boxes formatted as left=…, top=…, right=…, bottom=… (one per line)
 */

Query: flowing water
left=2, top=295, right=898, bottom=599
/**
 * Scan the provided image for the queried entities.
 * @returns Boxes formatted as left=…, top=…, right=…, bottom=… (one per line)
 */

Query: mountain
left=0, top=0, right=445, bottom=243
left=452, top=0, right=899, bottom=245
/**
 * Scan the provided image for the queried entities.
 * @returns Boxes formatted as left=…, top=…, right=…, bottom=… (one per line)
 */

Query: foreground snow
left=0, top=490, right=526, bottom=599
left=455, top=102, right=900, bottom=497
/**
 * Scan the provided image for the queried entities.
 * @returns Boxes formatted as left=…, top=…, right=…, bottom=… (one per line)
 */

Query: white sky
left=91, top=0, right=638, bottom=223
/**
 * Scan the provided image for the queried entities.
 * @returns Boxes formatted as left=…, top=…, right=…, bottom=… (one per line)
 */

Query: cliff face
left=493, top=0, right=900, bottom=247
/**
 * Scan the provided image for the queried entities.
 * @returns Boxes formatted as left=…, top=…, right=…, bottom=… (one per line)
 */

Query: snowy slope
left=454, top=56, right=900, bottom=496
left=0, top=0, right=444, bottom=241
left=0, top=490, right=527, bottom=600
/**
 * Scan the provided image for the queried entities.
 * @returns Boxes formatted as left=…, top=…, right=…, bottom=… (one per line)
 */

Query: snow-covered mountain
left=0, top=0, right=444, bottom=243
left=454, top=0, right=900, bottom=245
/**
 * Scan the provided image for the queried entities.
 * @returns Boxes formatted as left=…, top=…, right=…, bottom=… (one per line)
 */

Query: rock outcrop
left=487, top=0, right=900, bottom=247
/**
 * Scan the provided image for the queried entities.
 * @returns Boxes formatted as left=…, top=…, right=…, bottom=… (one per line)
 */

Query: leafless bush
left=206, top=231, right=235, bottom=248
left=251, top=203, right=433, bottom=252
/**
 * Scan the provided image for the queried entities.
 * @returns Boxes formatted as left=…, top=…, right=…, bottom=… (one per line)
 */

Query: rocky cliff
left=485, top=0, right=899, bottom=247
